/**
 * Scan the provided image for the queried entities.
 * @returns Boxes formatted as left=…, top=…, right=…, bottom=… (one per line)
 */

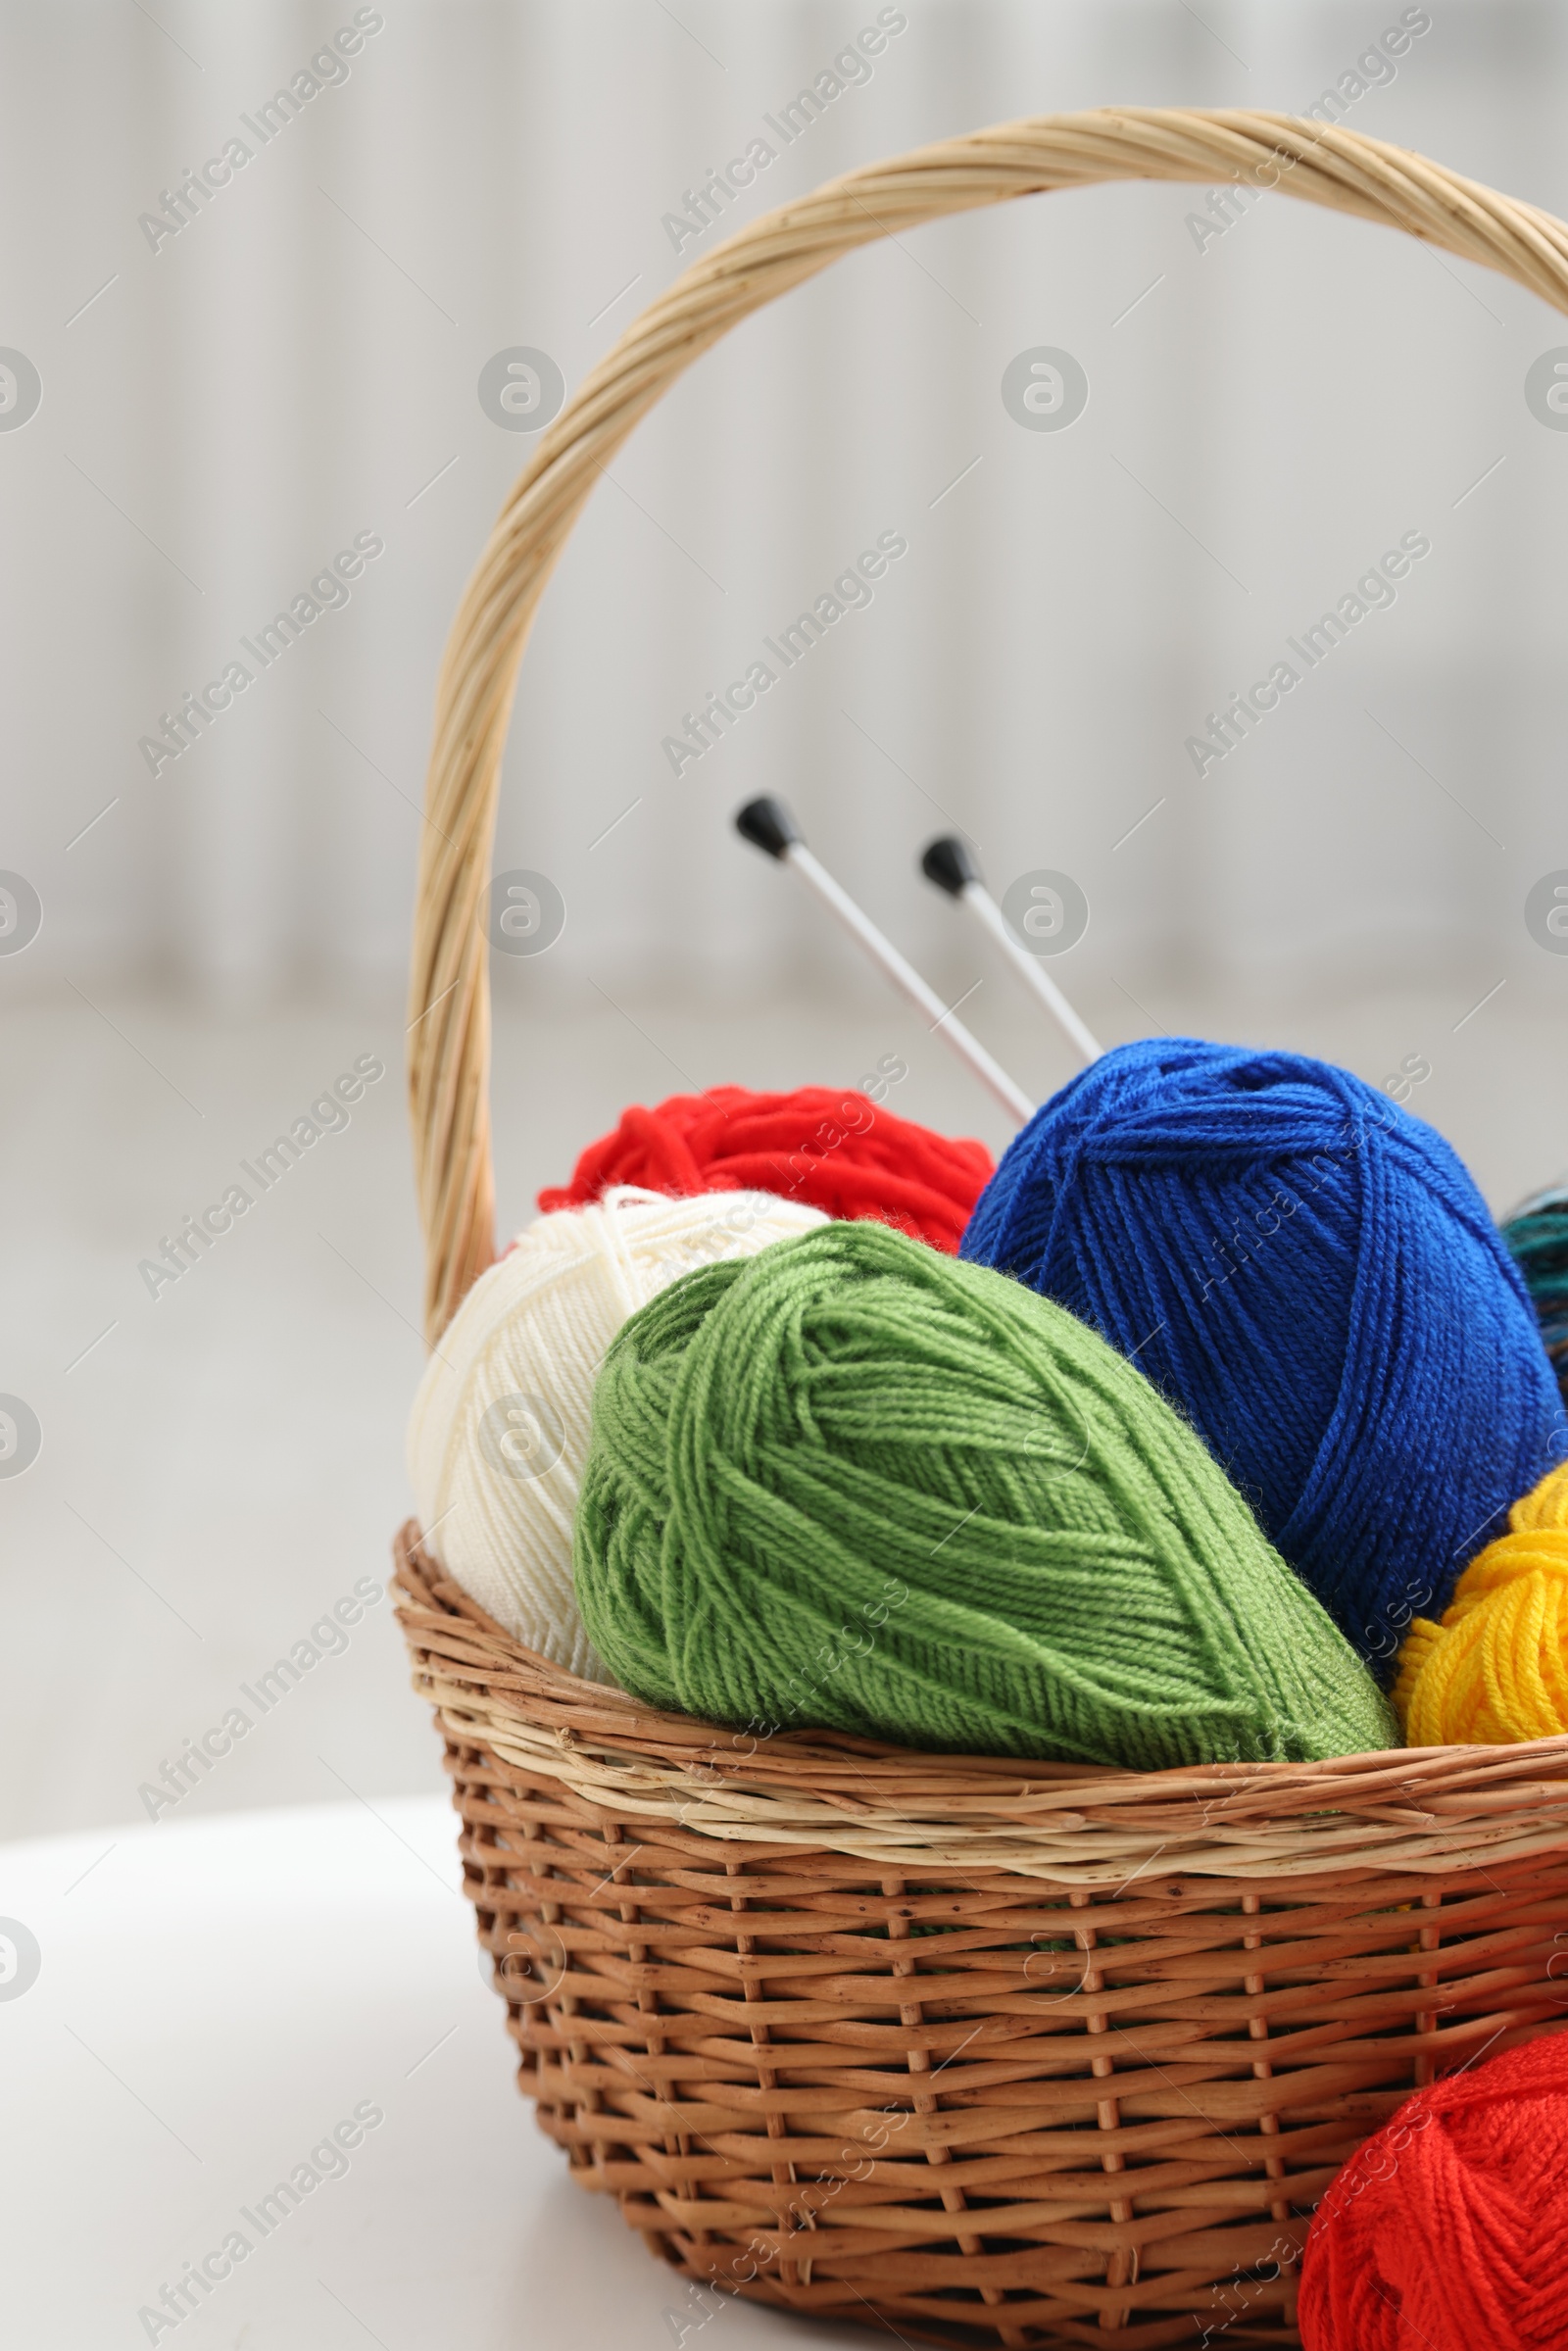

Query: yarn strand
left=1394, top=1461, right=1568, bottom=1742
left=1299, top=2034, right=1568, bottom=2351
left=407, top=1186, right=826, bottom=1672
left=574, top=1219, right=1397, bottom=1769
left=961, top=1038, right=1567, bottom=1668
left=539, top=1084, right=994, bottom=1252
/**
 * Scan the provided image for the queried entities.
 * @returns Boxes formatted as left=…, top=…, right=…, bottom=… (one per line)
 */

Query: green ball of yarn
left=573, top=1221, right=1397, bottom=1770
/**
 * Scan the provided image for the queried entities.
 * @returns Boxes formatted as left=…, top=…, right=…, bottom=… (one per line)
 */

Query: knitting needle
left=920, top=835, right=1102, bottom=1068
left=734, top=797, right=1036, bottom=1127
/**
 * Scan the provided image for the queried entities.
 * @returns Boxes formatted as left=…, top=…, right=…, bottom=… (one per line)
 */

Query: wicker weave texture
left=400, top=108, right=1568, bottom=2346
left=397, top=1532, right=1568, bottom=2348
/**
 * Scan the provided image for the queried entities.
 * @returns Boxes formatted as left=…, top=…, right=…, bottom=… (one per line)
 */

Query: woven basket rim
left=392, top=117, right=1568, bottom=2335
left=396, top=1523, right=1568, bottom=1885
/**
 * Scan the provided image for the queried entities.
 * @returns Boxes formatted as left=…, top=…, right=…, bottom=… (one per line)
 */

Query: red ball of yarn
left=1299, top=2033, right=1568, bottom=2351
left=537, top=1085, right=994, bottom=1253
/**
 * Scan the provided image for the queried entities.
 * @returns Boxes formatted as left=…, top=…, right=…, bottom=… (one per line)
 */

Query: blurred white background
left=4, top=0, right=1568, bottom=1840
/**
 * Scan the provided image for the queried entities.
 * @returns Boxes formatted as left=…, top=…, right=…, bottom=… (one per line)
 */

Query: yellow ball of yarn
left=407, top=1186, right=826, bottom=1675
left=1393, top=1460, right=1568, bottom=1743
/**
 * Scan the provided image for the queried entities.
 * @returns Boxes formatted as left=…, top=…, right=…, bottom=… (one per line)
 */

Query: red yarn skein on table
left=537, top=1085, right=994, bottom=1252
left=1299, top=2033, right=1568, bottom=2351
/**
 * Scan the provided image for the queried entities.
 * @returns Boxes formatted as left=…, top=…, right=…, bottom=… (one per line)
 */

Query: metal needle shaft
left=734, top=799, right=1036, bottom=1127
left=920, top=835, right=1102, bottom=1067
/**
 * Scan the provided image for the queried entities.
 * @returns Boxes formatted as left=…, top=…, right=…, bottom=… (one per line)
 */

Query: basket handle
left=409, top=105, right=1568, bottom=1343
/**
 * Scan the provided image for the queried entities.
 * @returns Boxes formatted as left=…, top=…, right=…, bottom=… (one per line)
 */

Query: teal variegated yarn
left=1502, top=1183, right=1568, bottom=1409
left=572, top=1221, right=1396, bottom=1769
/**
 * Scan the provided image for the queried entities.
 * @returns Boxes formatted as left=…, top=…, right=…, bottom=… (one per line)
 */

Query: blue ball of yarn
left=961, top=1038, right=1567, bottom=1670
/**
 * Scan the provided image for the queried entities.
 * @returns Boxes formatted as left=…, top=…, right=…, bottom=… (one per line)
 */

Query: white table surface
left=1, top=1796, right=880, bottom=2349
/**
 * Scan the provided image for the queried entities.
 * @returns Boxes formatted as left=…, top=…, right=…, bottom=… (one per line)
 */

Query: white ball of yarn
left=407, top=1186, right=827, bottom=1677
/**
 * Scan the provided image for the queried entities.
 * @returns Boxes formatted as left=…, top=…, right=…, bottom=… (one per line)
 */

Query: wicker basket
left=398, top=110, right=1568, bottom=2348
